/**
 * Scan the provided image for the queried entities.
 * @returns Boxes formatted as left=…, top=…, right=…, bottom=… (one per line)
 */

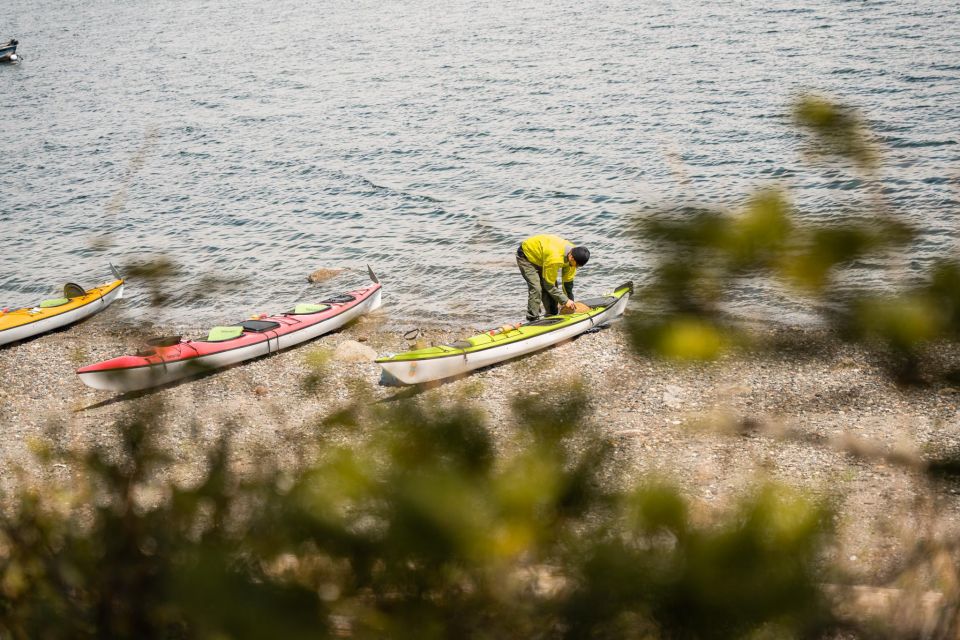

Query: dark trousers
left=517, top=245, right=572, bottom=320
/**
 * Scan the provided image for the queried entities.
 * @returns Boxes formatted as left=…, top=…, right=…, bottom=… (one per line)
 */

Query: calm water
left=1, top=0, right=958, bottom=327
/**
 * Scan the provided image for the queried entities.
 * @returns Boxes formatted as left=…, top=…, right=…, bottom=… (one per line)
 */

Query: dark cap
left=570, top=246, right=590, bottom=267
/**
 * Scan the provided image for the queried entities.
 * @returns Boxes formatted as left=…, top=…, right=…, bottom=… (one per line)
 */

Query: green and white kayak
left=377, top=281, right=632, bottom=385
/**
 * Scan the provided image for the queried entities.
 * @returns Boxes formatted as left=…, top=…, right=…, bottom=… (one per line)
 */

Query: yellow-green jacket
left=520, top=234, right=577, bottom=303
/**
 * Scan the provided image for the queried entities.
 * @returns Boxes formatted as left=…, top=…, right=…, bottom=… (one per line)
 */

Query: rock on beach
left=332, top=340, right=377, bottom=362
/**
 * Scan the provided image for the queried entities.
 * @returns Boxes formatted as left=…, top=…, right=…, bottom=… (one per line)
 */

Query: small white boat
left=0, top=39, right=20, bottom=63
left=377, top=281, right=632, bottom=385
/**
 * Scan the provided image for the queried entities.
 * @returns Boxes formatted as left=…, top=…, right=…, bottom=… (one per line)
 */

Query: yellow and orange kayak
left=0, top=278, right=124, bottom=347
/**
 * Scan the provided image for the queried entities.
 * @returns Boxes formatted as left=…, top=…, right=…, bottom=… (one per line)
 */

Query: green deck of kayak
left=377, top=283, right=631, bottom=363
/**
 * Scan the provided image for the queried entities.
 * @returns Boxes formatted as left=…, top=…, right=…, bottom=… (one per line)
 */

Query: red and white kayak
left=77, top=272, right=382, bottom=392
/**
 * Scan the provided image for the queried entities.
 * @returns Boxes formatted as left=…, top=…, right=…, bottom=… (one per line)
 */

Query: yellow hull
left=0, top=279, right=124, bottom=345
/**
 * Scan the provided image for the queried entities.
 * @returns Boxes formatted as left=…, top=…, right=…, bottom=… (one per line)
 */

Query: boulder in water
left=307, top=268, right=344, bottom=283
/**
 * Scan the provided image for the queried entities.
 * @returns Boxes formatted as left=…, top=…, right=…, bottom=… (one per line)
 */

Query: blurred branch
left=629, top=94, right=960, bottom=384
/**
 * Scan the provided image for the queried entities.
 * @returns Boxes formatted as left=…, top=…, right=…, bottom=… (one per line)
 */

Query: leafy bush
left=0, top=391, right=836, bottom=638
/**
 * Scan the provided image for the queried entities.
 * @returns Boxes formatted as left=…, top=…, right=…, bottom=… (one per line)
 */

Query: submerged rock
left=307, top=268, right=344, bottom=283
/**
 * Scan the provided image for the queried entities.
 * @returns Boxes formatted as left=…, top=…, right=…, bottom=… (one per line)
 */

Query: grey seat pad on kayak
left=240, top=320, right=281, bottom=332
left=578, top=296, right=617, bottom=309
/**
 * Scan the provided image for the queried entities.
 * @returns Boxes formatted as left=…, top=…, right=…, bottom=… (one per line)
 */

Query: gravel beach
left=2, top=308, right=960, bottom=596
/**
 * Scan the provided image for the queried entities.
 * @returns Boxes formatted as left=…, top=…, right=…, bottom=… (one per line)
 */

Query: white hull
left=380, top=293, right=629, bottom=385
left=0, top=285, right=124, bottom=347
left=78, top=288, right=381, bottom=392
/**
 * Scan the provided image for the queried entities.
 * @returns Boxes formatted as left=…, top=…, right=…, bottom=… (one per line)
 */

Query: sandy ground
left=3, top=307, right=960, bottom=597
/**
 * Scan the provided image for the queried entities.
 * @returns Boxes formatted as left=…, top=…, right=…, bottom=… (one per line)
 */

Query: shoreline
left=2, top=311, right=960, bottom=588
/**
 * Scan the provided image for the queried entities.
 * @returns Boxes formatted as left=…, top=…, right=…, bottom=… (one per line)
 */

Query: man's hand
left=560, top=300, right=577, bottom=314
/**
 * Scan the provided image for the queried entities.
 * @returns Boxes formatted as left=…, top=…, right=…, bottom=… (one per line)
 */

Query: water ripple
left=1, top=0, right=958, bottom=327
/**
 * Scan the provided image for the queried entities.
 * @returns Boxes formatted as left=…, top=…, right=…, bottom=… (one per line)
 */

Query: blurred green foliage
left=630, top=94, right=957, bottom=383
left=0, top=390, right=839, bottom=638
left=792, top=96, right=878, bottom=170
left=122, top=258, right=243, bottom=308
left=123, top=258, right=181, bottom=307
left=301, top=346, right=333, bottom=394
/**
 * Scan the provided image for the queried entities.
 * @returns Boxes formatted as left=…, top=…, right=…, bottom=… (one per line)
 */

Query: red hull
left=78, top=282, right=380, bottom=375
